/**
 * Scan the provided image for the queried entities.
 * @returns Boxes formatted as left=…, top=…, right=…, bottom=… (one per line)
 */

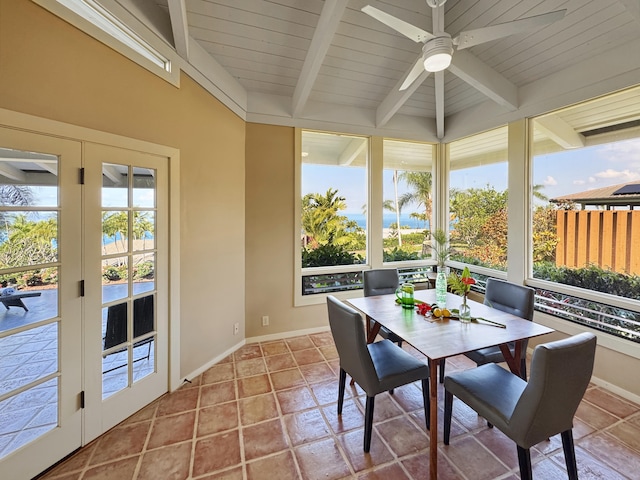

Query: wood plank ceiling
left=128, top=0, right=640, bottom=141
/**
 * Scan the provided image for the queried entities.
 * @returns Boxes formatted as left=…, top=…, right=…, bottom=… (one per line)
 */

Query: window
left=382, top=140, right=434, bottom=262
left=300, top=131, right=368, bottom=296
left=34, top=0, right=178, bottom=85
left=448, top=127, right=509, bottom=271
left=530, top=86, right=640, bottom=342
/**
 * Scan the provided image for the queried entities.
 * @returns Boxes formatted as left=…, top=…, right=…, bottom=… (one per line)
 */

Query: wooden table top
left=347, top=290, right=554, bottom=361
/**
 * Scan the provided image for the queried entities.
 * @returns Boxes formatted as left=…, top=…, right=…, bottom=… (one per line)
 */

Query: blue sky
left=303, top=137, right=640, bottom=214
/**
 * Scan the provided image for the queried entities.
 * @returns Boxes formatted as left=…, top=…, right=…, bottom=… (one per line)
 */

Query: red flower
left=461, top=276, right=476, bottom=286
left=417, top=303, right=432, bottom=315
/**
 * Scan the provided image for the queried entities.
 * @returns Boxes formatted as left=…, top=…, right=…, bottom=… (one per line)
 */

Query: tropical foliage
left=301, top=188, right=364, bottom=266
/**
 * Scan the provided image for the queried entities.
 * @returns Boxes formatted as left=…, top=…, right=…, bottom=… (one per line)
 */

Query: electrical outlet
left=262, top=315, right=269, bottom=326
left=233, top=322, right=239, bottom=335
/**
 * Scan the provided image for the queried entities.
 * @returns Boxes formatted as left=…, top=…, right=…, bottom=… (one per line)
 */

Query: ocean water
left=345, top=213, right=429, bottom=229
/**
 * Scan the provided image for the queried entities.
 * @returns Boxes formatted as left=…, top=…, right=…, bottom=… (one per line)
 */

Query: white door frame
left=0, top=108, right=182, bottom=446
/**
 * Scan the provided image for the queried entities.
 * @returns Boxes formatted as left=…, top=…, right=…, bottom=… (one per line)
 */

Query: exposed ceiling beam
left=449, top=50, right=518, bottom=111
left=102, top=164, right=123, bottom=185
left=535, top=114, right=586, bottom=149
left=435, top=71, right=444, bottom=139
left=433, top=3, right=445, bottom=139
left=376, top=68, right=430, bottom=127
left=292, top=0, right=348, bottom=118
left=167, top=0, right=189, bottom=60
left=36, top=162, right=58, bottom=175
left=338, top=138, right=367, bottom=166
left=0, top=163, right=26, bottom=182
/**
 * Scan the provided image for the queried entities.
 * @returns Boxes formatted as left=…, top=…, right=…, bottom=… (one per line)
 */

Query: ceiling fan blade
left=399, top=55, right=426, bottom=91
left=453, top=9, right=566, bottom=50
left=362, top=5, right=434, bottom=43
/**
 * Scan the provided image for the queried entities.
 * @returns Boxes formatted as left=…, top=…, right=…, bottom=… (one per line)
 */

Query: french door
left=83, top=143, right=168, bottom=439
left=0, top=127, right=82, bottom=479
left=0, top=126, right=170, bottom=478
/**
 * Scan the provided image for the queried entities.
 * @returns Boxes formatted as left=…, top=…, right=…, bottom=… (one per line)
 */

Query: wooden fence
left=556, top=210, right=640, bottom=275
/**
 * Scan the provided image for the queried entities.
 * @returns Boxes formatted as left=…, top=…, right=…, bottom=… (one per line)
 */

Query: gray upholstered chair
left=326, top=295, right=430, bottom=452
left=363, top=269, right=404, bottom=347
left=439, top=278, right=535, bottom=382
left=444, top=332, right=596, bottom=480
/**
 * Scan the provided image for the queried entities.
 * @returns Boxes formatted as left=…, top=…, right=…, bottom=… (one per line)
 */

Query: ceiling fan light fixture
left=422, top=36, right=453, bottom=72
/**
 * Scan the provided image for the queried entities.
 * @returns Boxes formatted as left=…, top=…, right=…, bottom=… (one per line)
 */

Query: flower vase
left=435, top=266, right=448, bottom=308
left=458, top=295, right=471, bottom=323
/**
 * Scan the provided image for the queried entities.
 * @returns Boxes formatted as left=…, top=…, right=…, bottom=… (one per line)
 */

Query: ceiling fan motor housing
left=422, top=34, right=453, bottom=71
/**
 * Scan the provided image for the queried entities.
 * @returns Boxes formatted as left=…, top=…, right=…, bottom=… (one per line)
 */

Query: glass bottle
left=435, top=266, right=447, bottom=308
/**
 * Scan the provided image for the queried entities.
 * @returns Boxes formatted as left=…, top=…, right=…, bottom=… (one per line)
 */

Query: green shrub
left=134, top=261, right=154, bottom=279
left=302, top=244, right=364, bottom=267
left=103, top=265, right=127, bottom=282
left=383, top=247, right=420, bottom=262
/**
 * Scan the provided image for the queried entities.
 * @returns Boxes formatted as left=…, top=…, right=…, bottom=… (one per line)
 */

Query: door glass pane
left=101, top=163, right=157, bottom=398
left=132, top=167, right=155, bottom=207
left=0, top=147, right=60, bottom=459
left=102, top=163, right=127, bottom=208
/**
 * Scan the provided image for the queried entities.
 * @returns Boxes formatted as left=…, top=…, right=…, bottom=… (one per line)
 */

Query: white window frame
left=33, top=0, right=180, bottom=87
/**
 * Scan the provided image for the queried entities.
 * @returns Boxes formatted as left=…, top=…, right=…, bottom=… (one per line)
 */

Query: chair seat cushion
left=465, top=343, right=515, bottom=365
left=368, top=339, right=429, bottom=395
left=444, top=364, right=526, bottom=430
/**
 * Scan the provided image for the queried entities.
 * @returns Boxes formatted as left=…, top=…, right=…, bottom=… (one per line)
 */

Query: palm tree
left=397, top=171, right=433, bottom=228
left=302, top=188, right=348, bottom=246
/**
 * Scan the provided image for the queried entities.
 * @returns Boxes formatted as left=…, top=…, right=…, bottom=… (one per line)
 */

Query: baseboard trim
left=246, top=326, right=331, bottom=344
left=179, top=338, right=245, bottom=390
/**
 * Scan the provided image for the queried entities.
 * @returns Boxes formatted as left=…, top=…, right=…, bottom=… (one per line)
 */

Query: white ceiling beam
left=376, top=68, right=430, bottom=127
left=167, top=0, right=189, bottom=60
left=449, top=50, right=518, bottom=111
left=435, top=71, right=444, bottom=139
left=618, top=0, right=640, bottom=23
left=102, top=164, right=123, bottom=185
left=292, top=0, right=348, bottom=118
left=36, top=162, right=58, bottom=175
left=338, top=138, right=367, bottom=166
left=535, top=114, right=586, bottom=149
left=0, top=163, right=26, bottom=182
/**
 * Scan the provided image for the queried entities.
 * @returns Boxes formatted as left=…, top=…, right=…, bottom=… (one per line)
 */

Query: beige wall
left=245, top=123, right=326, bottom=338
left=0, top=0, right=246, bottom=377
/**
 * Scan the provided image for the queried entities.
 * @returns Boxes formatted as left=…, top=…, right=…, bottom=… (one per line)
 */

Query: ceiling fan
left=362, top=1, right=566, bottom=91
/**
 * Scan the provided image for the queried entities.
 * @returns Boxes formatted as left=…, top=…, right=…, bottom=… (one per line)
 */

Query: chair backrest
left=363, top=269, right=399, bottom=297
left=484, top=278, right=535, bottom=321
left=326, top=295, right=378, bottom=393
left=510, top=332, right=597, bottom=448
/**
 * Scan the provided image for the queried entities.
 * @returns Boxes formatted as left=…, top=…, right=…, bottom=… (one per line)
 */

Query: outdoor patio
left=0, top=284, right=155, bottom=460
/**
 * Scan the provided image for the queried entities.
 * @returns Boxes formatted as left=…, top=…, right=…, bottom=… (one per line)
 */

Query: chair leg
left=421, top=378, right=430, bottom=430
left=364, top=396, right=375, bottom=452
left=444, top=390, right=453, bottom=445
left=561, top=430, right=578, bottom=480
left=439, top=359, right=445, bottom=383
left=520, top=357, right=527, bottom=380
left=517, top=446, right=533, bottom=480
left=338, top=368, right=346, bottom=415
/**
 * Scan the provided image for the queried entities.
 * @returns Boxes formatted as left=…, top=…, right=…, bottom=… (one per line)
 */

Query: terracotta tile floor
left=38, top=332, right=640, bottom=479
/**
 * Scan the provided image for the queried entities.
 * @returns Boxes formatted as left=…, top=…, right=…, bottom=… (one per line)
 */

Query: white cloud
left=597, top=139, right=640, bottom=165
left=573, top=179, right=585, bottom=185
left=594, top=169, right=640, bottom=181
left=543, top=175, right=557, bottom=186
left=588, top=177, right=596, bottom=183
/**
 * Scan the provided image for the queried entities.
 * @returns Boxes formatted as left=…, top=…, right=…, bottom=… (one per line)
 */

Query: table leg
left=429, top=359, right=439, bottom=480
left=499, top=340, right=523, bottom=377
left=366, top=321, right=381, bottom=344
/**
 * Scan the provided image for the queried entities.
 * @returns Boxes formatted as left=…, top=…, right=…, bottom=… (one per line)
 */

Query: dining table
left=347, top=289, right=554, bottom=480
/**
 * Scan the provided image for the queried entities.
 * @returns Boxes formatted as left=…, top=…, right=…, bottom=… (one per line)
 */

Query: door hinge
left=80, top=391, right=85, bottom=409
left=79, top=280, right=85, bottom=297
left=79, top=167, right=85, bottom=185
